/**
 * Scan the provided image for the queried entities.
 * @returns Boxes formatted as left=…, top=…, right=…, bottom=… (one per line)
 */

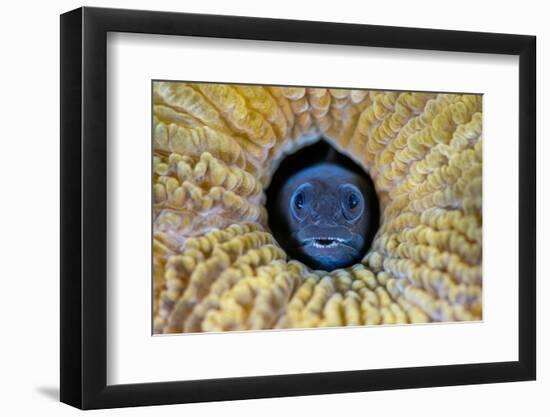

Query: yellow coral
left=153, top=82, right=482, bottom=333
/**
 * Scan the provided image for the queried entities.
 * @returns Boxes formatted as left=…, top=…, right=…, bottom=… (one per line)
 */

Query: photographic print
left=152, top=81, right=482, bottom=334
left=60, top=8, right=536, bottom=408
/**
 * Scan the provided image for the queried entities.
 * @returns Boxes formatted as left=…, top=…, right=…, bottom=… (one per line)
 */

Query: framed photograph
left=60, top=6, right=536, bottom=409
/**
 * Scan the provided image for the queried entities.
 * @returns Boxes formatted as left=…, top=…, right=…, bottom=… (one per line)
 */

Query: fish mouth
left=301, top=236, right=352, bottom=249
left=288, top=225, right=367, bottom=270
left=295, top=225, right=362, bottom=252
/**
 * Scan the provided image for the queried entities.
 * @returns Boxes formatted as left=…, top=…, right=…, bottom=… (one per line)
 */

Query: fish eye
left=348, top=193, right=359, bottom=210
left=339, top=184, right=364, bottom=221
left=294, top=192, right=304, bottom=210
left=290, top=183, right=313, bottom=221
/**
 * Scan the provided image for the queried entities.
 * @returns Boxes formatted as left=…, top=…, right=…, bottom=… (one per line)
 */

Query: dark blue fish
left=274, top=162, right=377, bottom=271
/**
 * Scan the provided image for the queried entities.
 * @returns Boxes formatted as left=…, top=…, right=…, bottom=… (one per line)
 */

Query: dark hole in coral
left=266, top=139, right=380, bottom=271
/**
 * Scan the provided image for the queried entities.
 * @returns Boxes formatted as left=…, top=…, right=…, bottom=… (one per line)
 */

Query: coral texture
left=153, top=82, right=482, bottom=333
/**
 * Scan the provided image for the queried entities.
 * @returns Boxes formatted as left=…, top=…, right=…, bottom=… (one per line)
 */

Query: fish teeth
left=312, top=241, right=337, bottom=248
left=307, top=237, right=346, bottom=248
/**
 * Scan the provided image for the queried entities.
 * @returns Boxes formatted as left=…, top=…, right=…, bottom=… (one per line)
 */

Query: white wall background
left=0, top=0, right=545, bottom=415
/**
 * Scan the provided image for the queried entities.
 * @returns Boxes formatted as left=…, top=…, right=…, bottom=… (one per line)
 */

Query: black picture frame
left=60, top=6, right=536, bottom=410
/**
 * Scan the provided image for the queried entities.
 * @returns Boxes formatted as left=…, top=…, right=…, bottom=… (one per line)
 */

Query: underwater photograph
left=152, top=81, right=482, bottom=334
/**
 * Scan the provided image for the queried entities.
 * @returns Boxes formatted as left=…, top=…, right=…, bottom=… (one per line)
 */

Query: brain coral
left=152, top=82, right=482, bottom=334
